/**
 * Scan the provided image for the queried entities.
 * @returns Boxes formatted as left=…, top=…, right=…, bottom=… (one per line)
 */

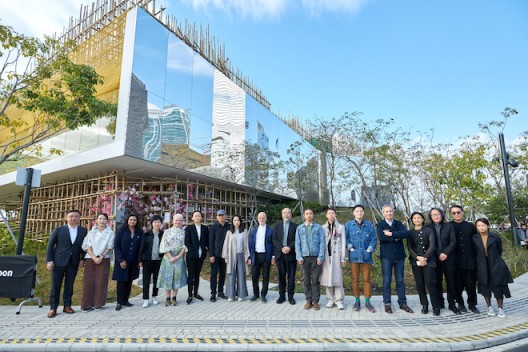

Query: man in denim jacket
left=295, top=208, right=326, bottom=310
left=345, top=204, right=377, bottom=313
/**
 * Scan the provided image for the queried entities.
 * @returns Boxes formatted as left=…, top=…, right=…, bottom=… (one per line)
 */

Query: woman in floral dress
left=157, top=213, right=187, bottom=306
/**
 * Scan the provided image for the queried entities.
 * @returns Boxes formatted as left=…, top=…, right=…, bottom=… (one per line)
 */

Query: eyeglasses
left=451, top=211, right=461, bottom=215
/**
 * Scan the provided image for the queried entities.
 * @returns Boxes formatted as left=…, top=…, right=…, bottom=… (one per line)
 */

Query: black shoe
left=193, top=294, right=204, bottom=301
left=421, top=305, right=429, bottom=314
left=289, top=298, right=296, bottom=305
left=469, top=305, right=480, bottom=314
left=115, top=304, right=122, bottom=311
left=458, top=304, right=467, bottom=313
left=433, top=307, right=441, bottom=316
left=276, top=296, right=286, bottom=304
left=218, top=292, right=228, bottom=299
left=124, top=302, right=133, bottom=307
left=385, top=304, right=393, bottom=314
left=261, top=297, right=267, bottom=303
left=400, top=304, right=414, bottom=313
left=449, top=305, right=461, bottom=315
left=210, top=295, right=216, bottom=302
left=186, top=297, right=193, bottom=304
left=249, top=295, right=260, bottom=302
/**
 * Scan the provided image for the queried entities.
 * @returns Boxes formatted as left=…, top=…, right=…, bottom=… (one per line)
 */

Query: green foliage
left=0, top=23, right=117, bottom=165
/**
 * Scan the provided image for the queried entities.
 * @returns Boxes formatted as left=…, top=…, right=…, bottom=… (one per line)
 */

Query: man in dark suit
left=185, top=211, right=209, bottom=304
left=272, top=208, right=298, bottom=305
left=46, top=209, right=87, bottom=318
left=208, top=209, right=230, bottom=302
left=248, top=212, right=275, bottom=303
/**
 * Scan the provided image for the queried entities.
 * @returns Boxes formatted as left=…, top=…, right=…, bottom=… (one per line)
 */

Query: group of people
left=45, top=204, right=513, bottom=319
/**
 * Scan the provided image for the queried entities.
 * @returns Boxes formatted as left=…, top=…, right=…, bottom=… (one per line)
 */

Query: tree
left=0, top=24, right=116, bottom=165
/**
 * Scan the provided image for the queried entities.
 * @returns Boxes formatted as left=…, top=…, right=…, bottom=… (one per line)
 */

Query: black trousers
left=142, top=260, right=161, bottom=299
left=187, top=257, right=205, bottom=297
left=210, top=256, right=226, bottom=295
left=252, top=252, right=270, bottom=298
left=456, top=268, right=478, bottom=307
left=116, top=265, right=135, bottom=305
left=49, top=257, right=79, bottom=309
left=436, top=259, right=457, bottom=306
left=412, top=264, right=441, bottom=308
left=276, top=256, right=296, bottom=299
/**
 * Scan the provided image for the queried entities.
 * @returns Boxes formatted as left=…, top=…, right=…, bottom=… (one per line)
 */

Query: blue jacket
left=345, top=219, right=377, bottom=264
left=248, top=225, right=274, bottom=263
left=112, top=227, right=143, bottom=281
left=295, top=222, right=325, bottom=261
left=376, top=219, right=409, bottom=260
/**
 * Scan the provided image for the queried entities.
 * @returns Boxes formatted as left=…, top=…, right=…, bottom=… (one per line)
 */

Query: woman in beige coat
left=222, top=215, right=249, bottom=302
left=321, top=208, right=347, bottom=310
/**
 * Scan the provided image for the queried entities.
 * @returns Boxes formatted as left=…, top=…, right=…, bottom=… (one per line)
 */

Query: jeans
left=381, top=258, right=407, bottom=305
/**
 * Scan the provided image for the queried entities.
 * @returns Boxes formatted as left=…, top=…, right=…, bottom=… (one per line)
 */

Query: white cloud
left=300, top=0, right=371, bottom=16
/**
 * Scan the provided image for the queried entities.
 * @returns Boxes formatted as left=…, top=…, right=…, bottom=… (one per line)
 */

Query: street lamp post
left=499, top=133, right=519, bottom=244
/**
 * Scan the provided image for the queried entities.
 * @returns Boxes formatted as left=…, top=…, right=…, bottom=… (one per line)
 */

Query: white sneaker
left=487, top=306, right=496, bottom=316
left=337, top=303, right=344, bottom=310
left=238, top=297, right=244, bottom=302
left=152, top=297, right=159, bottom=305
left=142, top=300, right=149, bottom=308
left=228, top=298, right=234, bottom=302
left=326, top=301, right=335, bottom=308
left=497, top=308, right=506, bottom=318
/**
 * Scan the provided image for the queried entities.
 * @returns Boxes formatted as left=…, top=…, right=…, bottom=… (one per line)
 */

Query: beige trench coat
left=222, top=229, right=249, bottom=275
left=320, top=221, right=347, bottom=287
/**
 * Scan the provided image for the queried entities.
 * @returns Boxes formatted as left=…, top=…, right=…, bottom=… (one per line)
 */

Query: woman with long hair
left=222, top=215, right=249, bottom=302
left=112, top=214, right=143, bottom=311
left=473, top=218, right=513, bottom=318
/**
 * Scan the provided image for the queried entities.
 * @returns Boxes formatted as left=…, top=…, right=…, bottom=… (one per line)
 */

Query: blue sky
left=2, top=0, right=527, bottom=143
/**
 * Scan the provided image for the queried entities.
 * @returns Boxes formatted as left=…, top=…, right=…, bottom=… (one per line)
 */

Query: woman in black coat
left=138, top=215, right=164, bottom=308
left=113, top=214, right=143, bottom=311
left=408, top=212, right=441, bottom=316
left=473, top=218, right=513, bottom=319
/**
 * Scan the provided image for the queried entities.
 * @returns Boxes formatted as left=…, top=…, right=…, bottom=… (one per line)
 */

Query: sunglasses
left=451, top=211, right=462, bottom=215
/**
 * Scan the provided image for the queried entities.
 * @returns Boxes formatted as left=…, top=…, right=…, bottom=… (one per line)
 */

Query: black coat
left=407, top=227, right=436, bottom=268
left=272, top=220, right=298, bottom=261
left=451, top=220, right=477, bottom=270
left=112, top=227, right=143, bottom=281
left=138, top=230, right=163, bottom=261
left=376, top=219, right=409, bottom=260
left=185, top=224, right=209, bottom=260
left=426, top=222, right=456, bottom=265
left=473, top=233, right=513, bottom=287
left=46, top=225, right=87, bottom=267
left=209, top=222, right=230, bottom=258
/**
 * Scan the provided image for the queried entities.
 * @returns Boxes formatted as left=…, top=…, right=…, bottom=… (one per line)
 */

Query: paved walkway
left=1, top=273, right=528, bottom=351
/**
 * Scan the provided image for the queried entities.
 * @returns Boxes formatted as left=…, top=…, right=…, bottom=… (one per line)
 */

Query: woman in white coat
left=321, top=208, right=347, bottom=310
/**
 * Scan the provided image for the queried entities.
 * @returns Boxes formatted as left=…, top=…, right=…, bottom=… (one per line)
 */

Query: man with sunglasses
left=450, top=205, right=479, bottom=314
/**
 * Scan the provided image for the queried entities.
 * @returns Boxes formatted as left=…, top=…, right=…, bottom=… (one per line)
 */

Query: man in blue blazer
left=46, top=210, right=87, bottom=318
left=248, top=212, right=275, bottom=303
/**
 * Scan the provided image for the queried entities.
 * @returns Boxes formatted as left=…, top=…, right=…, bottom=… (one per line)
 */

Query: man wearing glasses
left=450, top=205, right=480, bottom=314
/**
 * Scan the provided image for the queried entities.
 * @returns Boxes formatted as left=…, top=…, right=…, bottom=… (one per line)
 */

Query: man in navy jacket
left=248, top=212, right=274, bottom=303
left=376, top=204, right=412, bottom=314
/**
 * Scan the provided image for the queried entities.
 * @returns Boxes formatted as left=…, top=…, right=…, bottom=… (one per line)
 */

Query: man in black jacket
left=450, top=205, right=479, bottom=314
left=272, top=208, right=298, bottom=305
left=46, top=210, right=87, bottom=318
left=376, top=204, right=412, bottom=314
left=209, top=210, right=230, bottom=302
left=185, top=211, right=209, bottom=304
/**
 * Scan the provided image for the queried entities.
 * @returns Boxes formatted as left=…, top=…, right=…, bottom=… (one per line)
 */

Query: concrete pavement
left=1, top=273, right=528, bottom=351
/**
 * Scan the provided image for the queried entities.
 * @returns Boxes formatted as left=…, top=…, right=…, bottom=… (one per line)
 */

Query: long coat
left=472, top=233, right=513, bottom=287
left=222, top=229, right=249, bottom=275
left=112, top=227, right=143, bottom=281
left=320, top=221, right=346, bottom=287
